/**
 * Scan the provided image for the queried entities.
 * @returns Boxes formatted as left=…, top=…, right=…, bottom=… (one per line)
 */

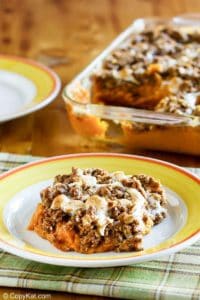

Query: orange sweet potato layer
left=92, top=75, right=170, bottom=110
left=65, top=102, right=200, bottom=155
left=28, top=204, right=138, bottom=254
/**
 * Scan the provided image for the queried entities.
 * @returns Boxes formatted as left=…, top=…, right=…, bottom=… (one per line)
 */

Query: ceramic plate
left=0, top=154, right=199, bottom=267
left=0, top=55, right=61, bottom=122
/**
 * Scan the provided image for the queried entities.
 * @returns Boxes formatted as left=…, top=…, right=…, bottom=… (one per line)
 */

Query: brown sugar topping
left=35, top=167, right=167, bottom=252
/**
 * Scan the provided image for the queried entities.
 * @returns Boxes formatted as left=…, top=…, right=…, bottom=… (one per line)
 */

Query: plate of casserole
left=0, top=55, right=61, bottom=122
left=0, top=153, right=199, bottom=267
left=63, top=15, right=200, bottom=155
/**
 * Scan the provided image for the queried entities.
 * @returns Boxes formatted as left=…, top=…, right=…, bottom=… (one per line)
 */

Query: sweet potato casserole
left=65, top=24, right=200, bottom=155
left=28, top=167, right=167, bottom=253
left=92, top=26, right=200, bottom=112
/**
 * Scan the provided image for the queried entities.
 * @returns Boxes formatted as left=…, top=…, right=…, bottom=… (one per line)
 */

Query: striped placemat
left=0, top=153, right=199, bottom=299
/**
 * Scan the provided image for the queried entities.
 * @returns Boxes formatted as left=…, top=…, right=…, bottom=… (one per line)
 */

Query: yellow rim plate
left=0, top=153, right=199, bottom=267
left=0, top=55, right=61, bottom=122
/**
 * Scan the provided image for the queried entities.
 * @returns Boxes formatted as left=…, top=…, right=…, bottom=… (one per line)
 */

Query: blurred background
left=0, top=1, right=200, bottom=300
left=0, top=0, right=199, bottom=164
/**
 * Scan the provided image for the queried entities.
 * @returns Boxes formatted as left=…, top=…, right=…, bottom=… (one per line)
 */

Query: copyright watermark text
left=2, top=292, right=51, bottom=300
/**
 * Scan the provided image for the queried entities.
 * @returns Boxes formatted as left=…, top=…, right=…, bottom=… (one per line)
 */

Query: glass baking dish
left=62, top=15, right=200, bottom=156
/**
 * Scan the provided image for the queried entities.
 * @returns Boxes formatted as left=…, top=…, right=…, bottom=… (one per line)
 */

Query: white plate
left=0, top=154, right=199, bottom=267
left=0, top=55, right=61, bottom=122
left=3, top=180, right=187, bottom=257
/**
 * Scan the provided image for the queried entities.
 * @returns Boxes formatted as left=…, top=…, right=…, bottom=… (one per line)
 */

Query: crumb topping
left=94, top=26, right=200, bottom=118
left=100, top=27, right=200, bottom=95
left=155, top=95, right=193, bottom=115
left=41, top=167, right=167, bottom=242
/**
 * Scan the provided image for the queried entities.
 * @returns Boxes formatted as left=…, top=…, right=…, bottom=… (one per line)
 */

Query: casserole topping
left=101, top=27, right=200, bottom=95
left=29, top=167, right=167, bottom=253
left=92, top=26, right=200, bottom=116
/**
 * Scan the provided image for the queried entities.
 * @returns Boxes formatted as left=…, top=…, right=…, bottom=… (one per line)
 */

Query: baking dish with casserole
left=62, top=15, right=200, bottom=155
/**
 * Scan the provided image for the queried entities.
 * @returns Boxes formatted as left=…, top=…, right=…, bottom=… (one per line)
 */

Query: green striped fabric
left=0, top=153, right=199, bottom=299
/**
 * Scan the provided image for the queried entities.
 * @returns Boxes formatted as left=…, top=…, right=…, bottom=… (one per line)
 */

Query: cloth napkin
left=0, top=153, right=199, bottom=300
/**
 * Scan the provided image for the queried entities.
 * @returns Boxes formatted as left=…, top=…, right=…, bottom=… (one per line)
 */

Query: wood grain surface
left=0, top=0, right=200, bottom=299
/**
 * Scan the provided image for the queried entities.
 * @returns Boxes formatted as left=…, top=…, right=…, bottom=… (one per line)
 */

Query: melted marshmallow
left=50, top=168, right=166, bottom=236
left=85, top=195, right=113, bottom=236
left=128, top=188, right=147, bottom=231
left=51, top=194, right=84, bottom=215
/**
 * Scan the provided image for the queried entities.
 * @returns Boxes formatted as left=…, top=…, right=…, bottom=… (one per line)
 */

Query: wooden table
left=0, top=0, right=199, bottom=299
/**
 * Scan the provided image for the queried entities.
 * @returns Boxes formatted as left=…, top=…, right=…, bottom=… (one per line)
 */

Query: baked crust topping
left=28, top=167, right=167, bottom=253
left=92, top=26, right=200, bottom=116
left=100, top=27, right=200, bottom=94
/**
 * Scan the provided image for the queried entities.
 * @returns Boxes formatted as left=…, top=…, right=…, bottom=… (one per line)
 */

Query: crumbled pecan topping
left=95, top=26, right=200, bottom=118
left=38, top=167, right=167, bottom=252
left=155, top=95, right=193, bottom=115
left=101, top=27, right=200, bottom=93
